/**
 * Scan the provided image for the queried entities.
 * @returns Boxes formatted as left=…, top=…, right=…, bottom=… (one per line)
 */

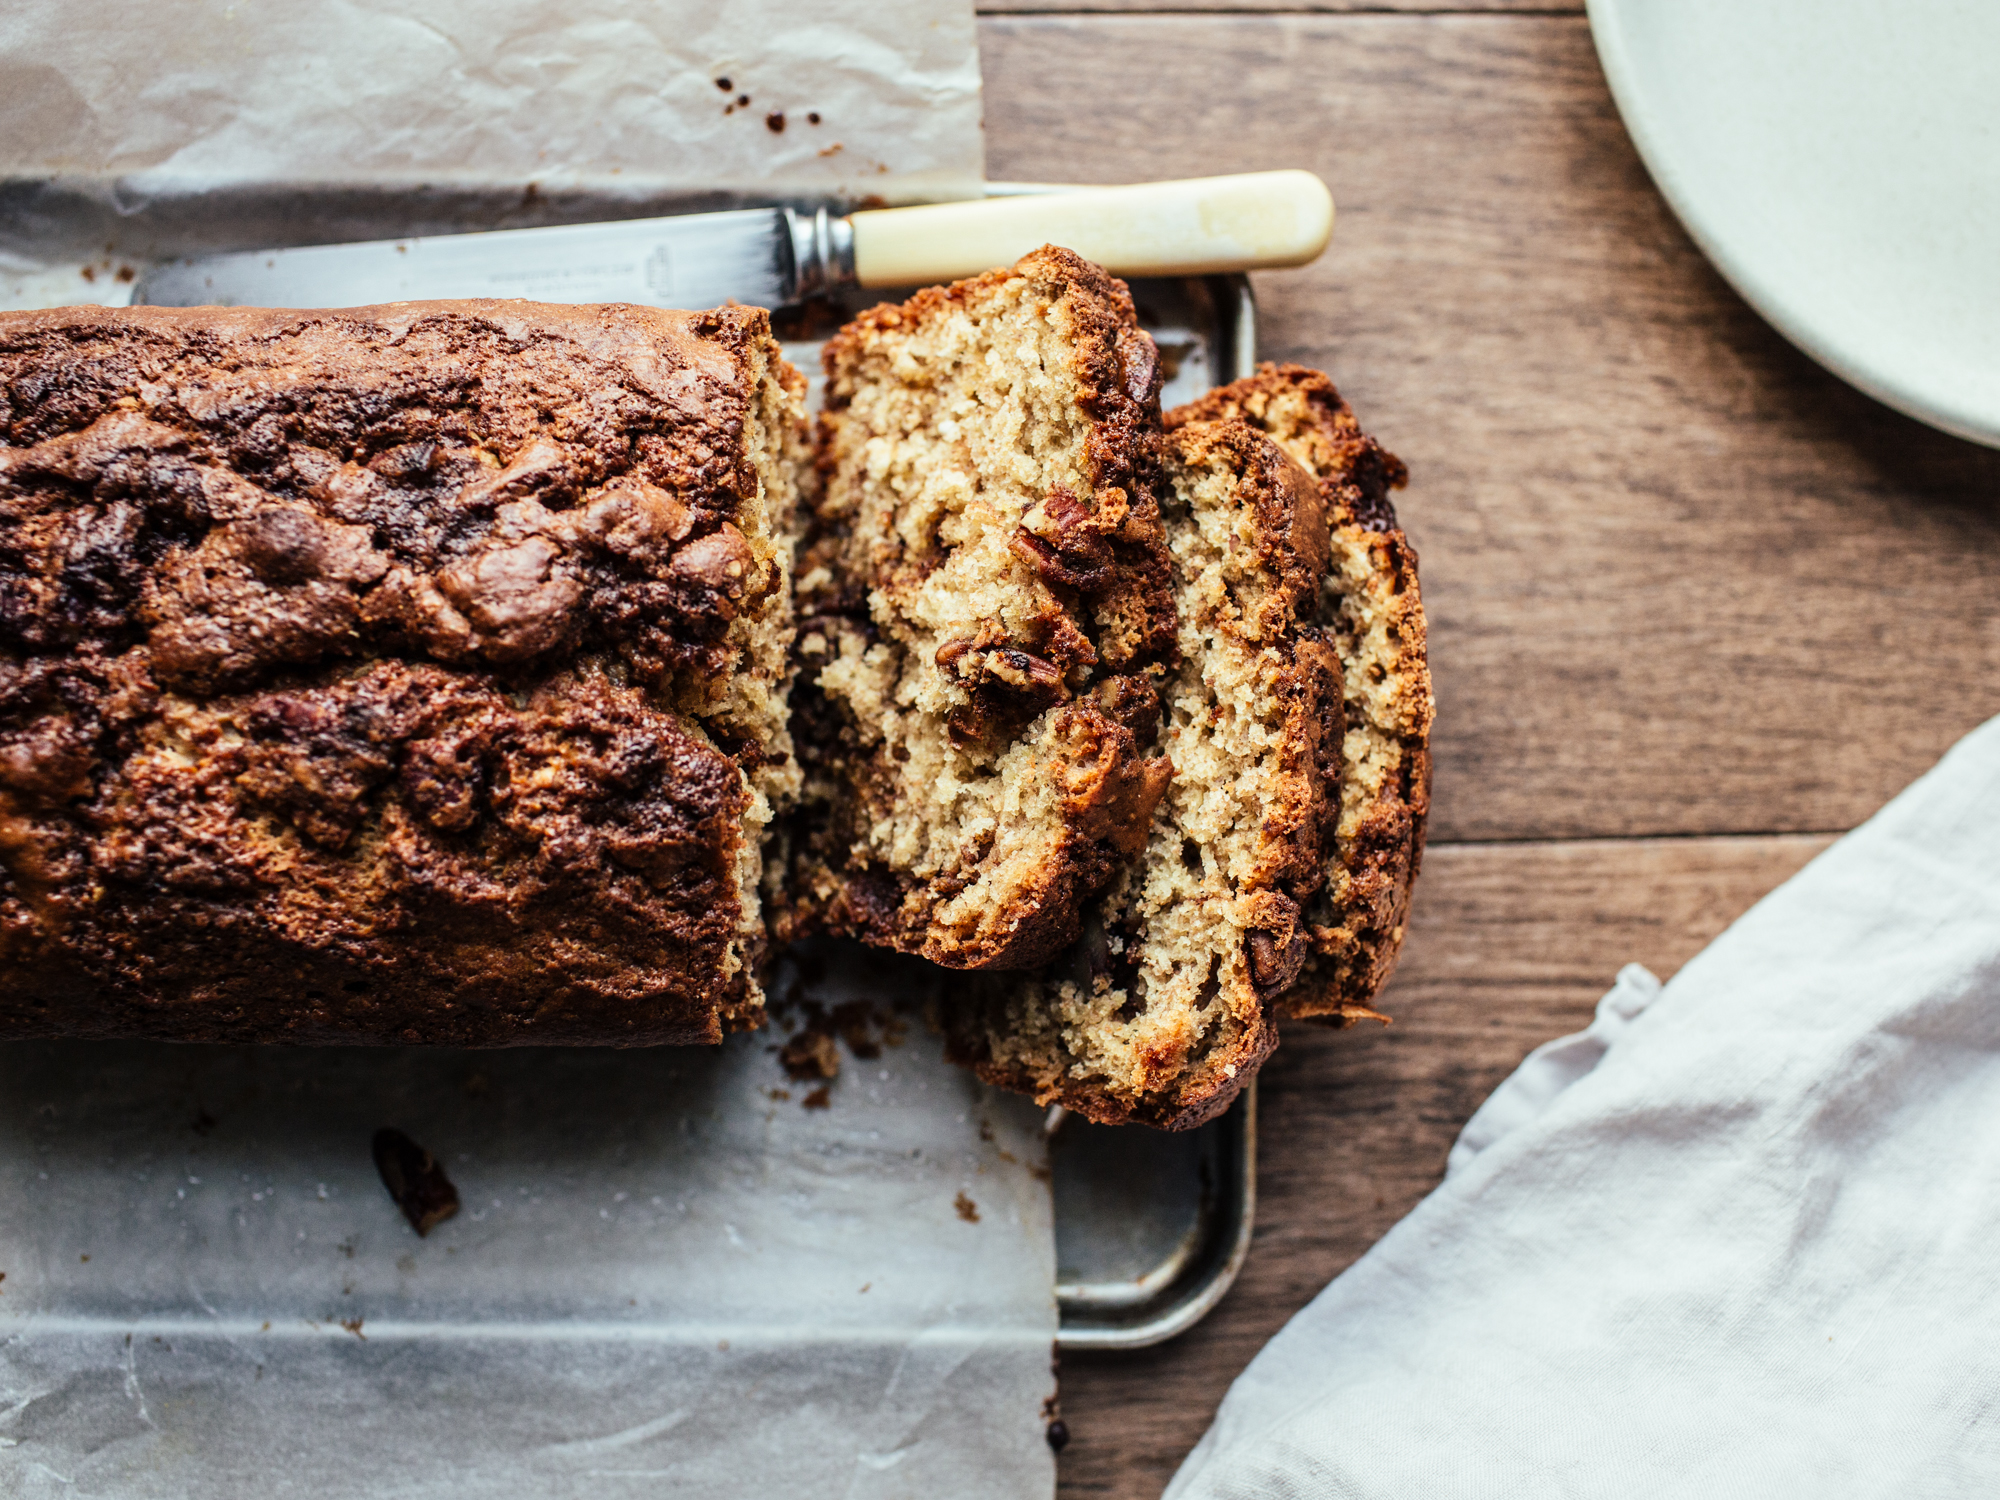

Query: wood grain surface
left=978, top=11, right=2000, bottom=1497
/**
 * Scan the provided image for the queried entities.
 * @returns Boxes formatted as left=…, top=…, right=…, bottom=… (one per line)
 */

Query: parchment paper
left=0, top=944, right=1057, bottom=1498
left=0, top=15, right=1050, bottom=1492
left=0, top=0, right=986, bottom=306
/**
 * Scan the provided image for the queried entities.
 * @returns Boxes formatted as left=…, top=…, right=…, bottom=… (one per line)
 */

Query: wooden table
left=976, top=6, right=2000, bottom=1494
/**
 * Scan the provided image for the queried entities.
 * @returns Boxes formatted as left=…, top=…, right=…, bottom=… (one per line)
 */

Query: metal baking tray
left=1052, top=1083, right=1255, bottom=1350
left=0, top=225, right=1261, bottom=1357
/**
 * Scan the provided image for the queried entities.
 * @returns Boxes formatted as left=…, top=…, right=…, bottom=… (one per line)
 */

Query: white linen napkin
left=1168, top=713, right=2000, bottom=1499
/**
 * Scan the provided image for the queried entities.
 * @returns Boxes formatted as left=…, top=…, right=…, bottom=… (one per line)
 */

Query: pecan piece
left=1246, top=892, right=1310, bottom=998
left=937, top=634, right=1070, bottom=747
left=1011, top=484, right=1115, bottom=593
left=1011, top=529, right=1109, bottom=592
left=1248, top=928, right=1309, bottom=996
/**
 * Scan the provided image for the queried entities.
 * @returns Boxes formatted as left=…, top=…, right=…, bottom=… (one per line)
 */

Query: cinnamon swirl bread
left=0, top=300, right=805, bottom=1045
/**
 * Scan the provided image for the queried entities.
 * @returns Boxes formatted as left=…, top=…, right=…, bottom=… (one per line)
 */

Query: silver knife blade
left=133, top=207, right=801, bottom=311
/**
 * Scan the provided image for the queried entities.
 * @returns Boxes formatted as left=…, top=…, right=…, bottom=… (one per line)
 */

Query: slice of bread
left=1169, top=365, right=1433, bottom=1027
left=948, top=366, right=1432, bottom=1128
left=777, top=247, right=1179, bottom=970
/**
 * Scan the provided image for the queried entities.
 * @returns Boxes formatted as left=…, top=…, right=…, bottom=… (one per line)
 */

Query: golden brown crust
left=0, top=300, right=799, bottom=1044
left=1169, top=363, right=1432, bottom=1026
left=777, top=246, right=1177, bottom=970
left=959, top=1011, right=1281, bottom=1132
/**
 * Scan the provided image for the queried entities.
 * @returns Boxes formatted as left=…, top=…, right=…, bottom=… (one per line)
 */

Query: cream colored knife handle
left=847, top=170, right=1334, bottom=288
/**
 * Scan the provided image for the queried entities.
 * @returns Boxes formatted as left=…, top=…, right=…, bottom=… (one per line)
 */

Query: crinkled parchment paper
left=0, top=946, right=1056, bottom=1498
left=0, top=0, right=985, bottom=306
left=0, top=16, right=1051, bottom=1493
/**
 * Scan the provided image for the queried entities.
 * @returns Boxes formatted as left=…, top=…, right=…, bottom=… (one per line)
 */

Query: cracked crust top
left=0, top=300, right=805, bottom=1044
left=776, top=246, right=1178, bottom=970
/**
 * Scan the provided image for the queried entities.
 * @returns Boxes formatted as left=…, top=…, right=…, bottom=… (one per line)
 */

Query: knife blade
left=133, top=171, right=1335, bottom=310
left=135, top=206, right=812, bottom=311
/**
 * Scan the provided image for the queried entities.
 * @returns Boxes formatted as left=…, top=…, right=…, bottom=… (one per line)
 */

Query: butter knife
left=133, top=171, right=1332, bottom=309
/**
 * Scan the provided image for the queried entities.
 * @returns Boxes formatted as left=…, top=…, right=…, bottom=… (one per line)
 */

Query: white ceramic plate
left=1588, top=0, right=2000, bottom=447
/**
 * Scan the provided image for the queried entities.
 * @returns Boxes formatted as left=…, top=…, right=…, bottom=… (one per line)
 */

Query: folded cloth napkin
left=1167, top=714, right=2000, bottom=1499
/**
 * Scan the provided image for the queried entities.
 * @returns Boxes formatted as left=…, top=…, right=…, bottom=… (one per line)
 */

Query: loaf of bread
left=0, top=264, right=1427, bottom=1129
left=947, top=365, right=1432, bottom=1128
left=0, top=301, right=805, bottom=1044
left=777, top=247, right=1179, bottom=969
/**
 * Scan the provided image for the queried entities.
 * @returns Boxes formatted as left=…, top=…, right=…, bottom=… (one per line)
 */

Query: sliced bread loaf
left=1170, top=365, right=1432, bottom=1026
left=949, top=366, right=1431, bottom=1127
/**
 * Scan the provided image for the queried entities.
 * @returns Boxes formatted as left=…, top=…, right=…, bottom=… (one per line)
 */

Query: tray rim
left=1054, top=1083, right=1256, bottom=1351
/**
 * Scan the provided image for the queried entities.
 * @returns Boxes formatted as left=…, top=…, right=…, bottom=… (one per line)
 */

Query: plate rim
left=1586, top=0, right=2000, bottom=450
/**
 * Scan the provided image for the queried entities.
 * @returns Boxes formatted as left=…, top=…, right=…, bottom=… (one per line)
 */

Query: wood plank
left=1052, top=832, right=1833, bottom=1499
left=981, top=15, right=2000, bottom=844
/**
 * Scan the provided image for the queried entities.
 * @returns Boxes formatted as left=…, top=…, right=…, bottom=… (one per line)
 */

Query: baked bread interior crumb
left=946, top=363, right=1431, bottom=1127
left=1169, top=365, right=1432, bottom=1027
left=778, top=246, right=1179, bottom=970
